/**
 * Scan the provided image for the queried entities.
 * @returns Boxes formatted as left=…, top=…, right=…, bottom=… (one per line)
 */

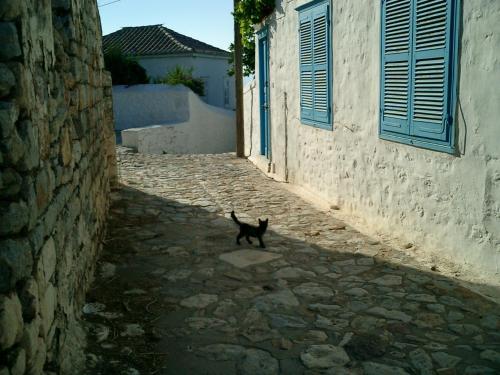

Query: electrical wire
left=98, top=0, right=123, bottom=8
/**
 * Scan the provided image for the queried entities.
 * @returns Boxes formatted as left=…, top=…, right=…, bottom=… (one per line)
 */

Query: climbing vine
left=229, top=0, right=275, bottom=76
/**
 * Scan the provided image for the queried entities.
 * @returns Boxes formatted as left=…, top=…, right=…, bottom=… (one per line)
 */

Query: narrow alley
left=83, top=148, right=500, bottom=375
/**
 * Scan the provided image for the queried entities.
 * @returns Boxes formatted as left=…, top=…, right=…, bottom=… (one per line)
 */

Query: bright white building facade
left=244, top=0, right=500, bottom=280
left=104, top=25, right=235, bottom=110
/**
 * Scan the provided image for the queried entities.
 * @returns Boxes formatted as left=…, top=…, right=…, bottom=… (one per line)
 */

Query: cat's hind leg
left=236, top=232, right=243, bottom=245
left=246, top=235, right=253, bottom=244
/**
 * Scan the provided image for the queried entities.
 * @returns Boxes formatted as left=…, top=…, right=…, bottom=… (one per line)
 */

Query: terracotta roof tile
left=103, top=24, right=229, bottom=57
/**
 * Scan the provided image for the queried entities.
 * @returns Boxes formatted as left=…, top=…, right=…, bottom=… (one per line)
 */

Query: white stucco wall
left=113, top=84, right=189, bottom=131
left=137, top=54, right=236, bottom=110
left=119, top=84, right=235, bottom=154
left=244, top=0, right=500, bottom=281
left=244, top=80, right=261, bottom=159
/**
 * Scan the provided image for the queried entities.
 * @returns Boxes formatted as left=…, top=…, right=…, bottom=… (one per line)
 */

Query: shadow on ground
left=82, top=183, right=500, bottom=375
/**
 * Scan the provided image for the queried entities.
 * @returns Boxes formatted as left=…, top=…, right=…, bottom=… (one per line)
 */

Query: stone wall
left=244, top=0, right=500, bottom=281
left=0, top=0, right=116, bottom=374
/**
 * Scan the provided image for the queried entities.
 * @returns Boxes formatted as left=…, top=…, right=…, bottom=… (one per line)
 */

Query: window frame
left=296, top=0, right=333, bottom=130
left=379, top=0, right=461, bottom=154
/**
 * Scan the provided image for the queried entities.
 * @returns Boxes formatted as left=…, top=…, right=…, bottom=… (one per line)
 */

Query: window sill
left=301, top=118, right=333, bottom=131
left=379, top=132, right=456, bottom=155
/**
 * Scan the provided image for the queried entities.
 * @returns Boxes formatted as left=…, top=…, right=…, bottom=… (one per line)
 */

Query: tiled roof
left=103, top=24, right=230, bottom=57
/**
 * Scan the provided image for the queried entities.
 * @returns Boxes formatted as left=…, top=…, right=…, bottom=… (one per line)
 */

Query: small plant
left=157, top=66, right=205, bottom=97
left=104, top=46, right=149, bottom=85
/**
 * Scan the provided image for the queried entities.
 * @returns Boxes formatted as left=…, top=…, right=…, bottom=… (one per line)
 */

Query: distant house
left=244, top=0, right=500, bottom=279
left=103, top=24, right=235, bottom=110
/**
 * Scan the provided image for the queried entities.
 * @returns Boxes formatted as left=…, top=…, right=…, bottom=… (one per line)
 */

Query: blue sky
left=98, top=0, right=234, bottom=51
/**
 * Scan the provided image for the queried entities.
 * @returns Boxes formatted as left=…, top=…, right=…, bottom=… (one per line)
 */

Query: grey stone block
left=0, top=200, right=29, bottom=236
left=17, top=120, right=39, bottom=171
left=19, top=278, right=39, bottom=321
left=0, top=293, right=24, bottom=350
left=0, top=1, right=22, bottom=20
left=21, top=318, right=40, bottom=368
left=0, top=168, right=22, bottom=198
left=0, top=238, right=33, bottom=293
left=38, top=237, right=56, bottom=284
left=8, top=346, right=26, bottom=375
left=51, top=0, right=71, bottom=11
left=0, top=23, right=21, bottom=60
left=0, top=101, right=19, bottom=139
left=0, top=63, right=15, bottom=98
left=1, top=129, right=25, bottom=165
left=39, top=283, right=56, bottom=339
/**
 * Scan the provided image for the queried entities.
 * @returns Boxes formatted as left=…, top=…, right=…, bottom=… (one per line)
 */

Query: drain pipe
left=248, top=82, right=254, bottom=157
left=284, top=91, right=289, bottom=182
left=267, top=85, right=273, bottom=174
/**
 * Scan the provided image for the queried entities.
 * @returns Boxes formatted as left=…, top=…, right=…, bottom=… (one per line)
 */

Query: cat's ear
left=265, top=218, right=269, bottom=223
left=258, top=219, right=262, bottom=223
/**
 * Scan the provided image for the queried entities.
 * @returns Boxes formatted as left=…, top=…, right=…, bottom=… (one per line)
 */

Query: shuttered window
left=298, top=1, right=331, bottom=129
left=380, top=0, right=459, bottom=153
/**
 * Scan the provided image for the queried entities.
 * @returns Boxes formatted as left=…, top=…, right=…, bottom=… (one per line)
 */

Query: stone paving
left=83, top=147, right=500, bottom=375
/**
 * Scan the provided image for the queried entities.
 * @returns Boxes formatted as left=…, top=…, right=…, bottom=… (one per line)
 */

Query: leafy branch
left=229, top=0, right=275, bottom=76
left=155, top=66, right=205, bottom=97
left=104, top=46, right=149, bottom=85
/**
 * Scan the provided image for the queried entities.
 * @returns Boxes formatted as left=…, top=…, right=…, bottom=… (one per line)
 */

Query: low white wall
left=113, top=84, right=189, bottom=130
left=119, top=84, right=235, bottom=154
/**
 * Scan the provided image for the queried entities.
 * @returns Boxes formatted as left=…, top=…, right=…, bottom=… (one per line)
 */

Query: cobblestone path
left=84, top=148, right=500, bottom=375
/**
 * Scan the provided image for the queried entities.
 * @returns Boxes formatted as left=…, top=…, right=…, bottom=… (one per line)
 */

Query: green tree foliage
left=156, top=66, right=205, bottom=97
left=104, top=47, right=149, bottom=85
left=229, top=0, right=275, bottom=76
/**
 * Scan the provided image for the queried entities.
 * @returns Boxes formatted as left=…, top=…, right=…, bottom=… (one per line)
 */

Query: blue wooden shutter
left=410, top=0, right=452, bottom=141
left=381, top=0, right=412, bottom=135
left=299, top=12, right=313, bottom=121
left=312, top=3, right=330, bottom=124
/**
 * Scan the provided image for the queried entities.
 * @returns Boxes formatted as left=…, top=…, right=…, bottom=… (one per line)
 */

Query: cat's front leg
left=258, top=237, right=265, bottom=248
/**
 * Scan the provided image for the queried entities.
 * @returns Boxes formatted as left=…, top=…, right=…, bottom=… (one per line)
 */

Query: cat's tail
left=230, top=210, right=241, bottom=225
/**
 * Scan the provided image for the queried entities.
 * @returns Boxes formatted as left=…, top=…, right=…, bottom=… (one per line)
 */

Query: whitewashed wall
left=137, top=54, right=235, bottom=110
left=244, top=0, right=500, bottom=281
left=113, top=84, right=189, bottom=131
left=244, top=80, right=260, bottom=158
left=116, top=84, right=235, bottom=154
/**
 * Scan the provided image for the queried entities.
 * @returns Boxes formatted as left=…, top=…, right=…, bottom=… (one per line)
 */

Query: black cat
left=231, top=211, right=268, bottom=248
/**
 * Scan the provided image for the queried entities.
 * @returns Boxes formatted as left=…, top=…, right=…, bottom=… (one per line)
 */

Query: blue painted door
left=258, top=32, right=270, bottom=157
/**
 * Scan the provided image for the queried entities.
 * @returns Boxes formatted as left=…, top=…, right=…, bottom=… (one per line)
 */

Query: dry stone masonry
left=0, top=0, right=116, bottom=374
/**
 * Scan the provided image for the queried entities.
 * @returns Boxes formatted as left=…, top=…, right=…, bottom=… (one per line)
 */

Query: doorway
left=258, top=29, right=270, bottom=157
